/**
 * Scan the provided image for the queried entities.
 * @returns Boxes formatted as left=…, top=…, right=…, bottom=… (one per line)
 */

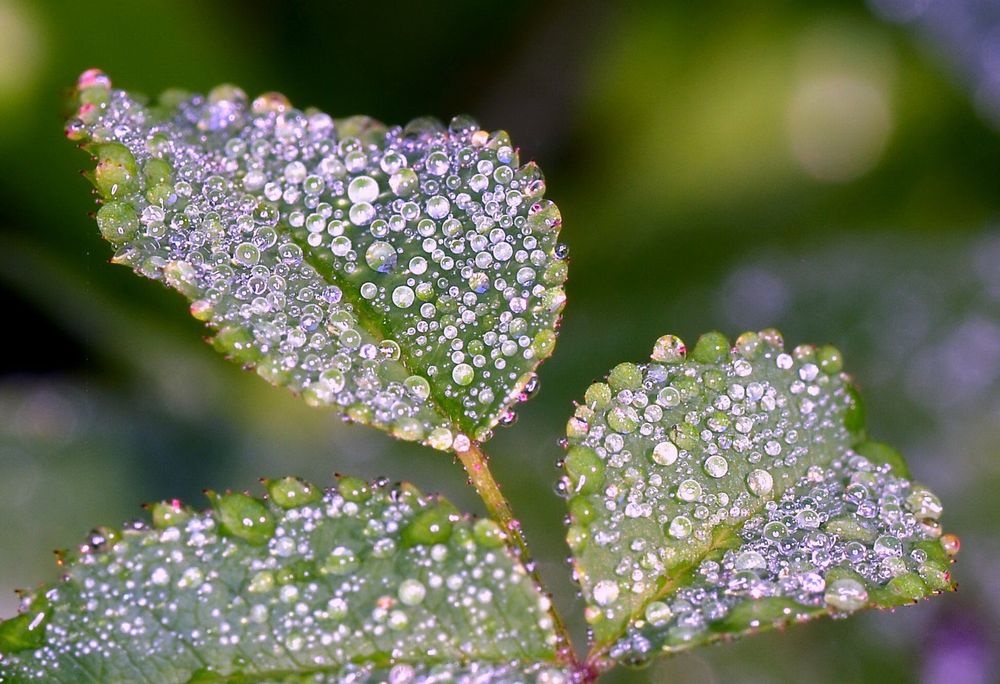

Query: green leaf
left=65, top=69, right=567, bottom=448
left=562, top=330, right=957, bottom=664
left=0, top=476, right=565, bottom=683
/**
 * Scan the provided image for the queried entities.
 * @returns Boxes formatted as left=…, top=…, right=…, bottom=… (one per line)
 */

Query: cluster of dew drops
left=66, top=69, right=568, bottom=448
left=610, top=453, right=956, bottom=662
left=2, top=477, right=569, bottom=683
left=556, top=330, right=958, bottom=658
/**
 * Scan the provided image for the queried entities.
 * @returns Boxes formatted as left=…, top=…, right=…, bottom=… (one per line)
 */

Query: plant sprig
left=0, top=71, right=959, bottom=683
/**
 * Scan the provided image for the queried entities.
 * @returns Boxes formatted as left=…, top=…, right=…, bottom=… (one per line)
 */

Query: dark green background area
left=1, top=1, right=997, bottom=681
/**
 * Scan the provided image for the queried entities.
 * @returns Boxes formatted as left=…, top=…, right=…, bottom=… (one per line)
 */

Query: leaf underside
left=0, top=477, right=564, bottom=683
left=65, top=69, right=567, bottom=449
left=561, top=330, right=957, bottom=665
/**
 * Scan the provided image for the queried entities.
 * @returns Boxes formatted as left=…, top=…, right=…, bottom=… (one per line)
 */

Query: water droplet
left=644, top=601, right=673, bottom=626
left=746, top=469, right=774, bottom=496
left=425, top=151, right=450, bottom=176
left=608, top=363, right=642, bottom=391
left=389, top=168, right=418, bottom=196
left=452, top=363, right=474, bottom=386
left=677, top=479, right=702, bottom=502
left=234, top=242, right=260, bottom=266
left=593, top=580, right=619, bottom=607
left=704, top=455, right=729, bottom=478
left=391, top=285, right=414, bottom=308
left=651, top=441, right=678, bottom=466
left=668, top=516, right=693, bottom=538
left=795, top=508, right=821, bottom=529
left=651, top=335, right=686, bottom=363
left=337, top=476, right=370, bottom=502
left=347, top=175, right=379, bottom=203
left=907, top=487, right=942, bottom=520
left=426, top=195, right=450, bottom=219
left=365, top=241, right=397, bottom=273
left=348, top=202, right=375, bottom=225
left=397, top=579, right=427, bottom=606
left=691, top=331, right=729, bottom=363
left=150, top=499, right=190, bottom=529
left=824, top=578, right=868, bottom=612
left=427, top=427, right=453, bottom=451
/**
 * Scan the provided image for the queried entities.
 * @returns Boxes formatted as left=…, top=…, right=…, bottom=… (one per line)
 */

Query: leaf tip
left=0, top=609, right=49, bottom=656
left=208, top=491, right=275, bottom=545
left=266, top=476, right=322, bottom=508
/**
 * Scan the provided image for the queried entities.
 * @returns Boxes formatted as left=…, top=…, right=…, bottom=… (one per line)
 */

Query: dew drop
left=651, top=441, right=678, bottom=466
left=644, top=601, right=673, bottom=625
left=365, top=241, right=397, bottom=273
left=425, top=151, right=450, bottom=176
left=452, top=363, right=474, bottom=386
left=651, top=335, right=686, bottom=363
left=704, top=455, right=729, bottom=478
left=426, top=195, right=450, bottom=219
left=391, top=285, right=415, bottom=308
left=668, top=516, right=693, bottom=538
left=398, top=579, right=427, bottom=606
left=677, top=479, right=702, bottom=502
left=150, top=567, right=169, bottom=586
left=824, top=578, right=868, bottom=612
left=408, top=256, right=427, bottom=275
left=348, top=202, right=375, bottom=225
left=389, top=168, right=418, bottom=196
left=403, top=375, right=431, bottom=401
left=734, top=551, right=766, bottom=571
left=347, top=175, right=379, bottom=203
left=319, top=546, right=359, bottom=576
left=746, top=469, right=774, bottom=496
left=593, top=580, right=619, bottom=607
left=234, top=243, right=260, bottom=267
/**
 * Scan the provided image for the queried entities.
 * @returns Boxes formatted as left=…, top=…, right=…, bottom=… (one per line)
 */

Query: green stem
left=455, top=443, right=576, bottom=666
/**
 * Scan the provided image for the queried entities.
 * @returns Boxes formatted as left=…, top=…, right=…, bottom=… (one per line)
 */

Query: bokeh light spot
left=0, top=0, right=45, bottom=111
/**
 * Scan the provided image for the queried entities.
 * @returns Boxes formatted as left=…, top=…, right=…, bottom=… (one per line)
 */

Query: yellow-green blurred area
left=1, top=0, right=998, bottom=681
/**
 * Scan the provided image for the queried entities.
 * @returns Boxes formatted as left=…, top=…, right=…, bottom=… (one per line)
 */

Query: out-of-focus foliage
left=0, top=0, right=996, bottom=682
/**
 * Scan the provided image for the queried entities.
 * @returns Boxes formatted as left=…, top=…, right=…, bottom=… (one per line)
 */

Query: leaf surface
left=0, top=476, right=565, bottom=683
left=561, top=330, right=957, bottom=663
left=66, top=69, right=567, bottom=448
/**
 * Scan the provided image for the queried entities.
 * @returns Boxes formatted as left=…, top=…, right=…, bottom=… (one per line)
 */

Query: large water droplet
left=593, top=580, right=619, bottom=607
left=704, top=455, right=729, bottom=478
left=397, top=579, right=427, bottom=606
left=651, top=441, right=678, bottom=466
left=365, top=241, right=397, bottom=273
left=824, top=578, right=868, bottom=612
left=452, top=363, right=474, bottom=386
left=746, top=469, right=774, bottom=496
left=391, top=285, right=414, bottom=308
left=347, top=175, right=379, bottom=203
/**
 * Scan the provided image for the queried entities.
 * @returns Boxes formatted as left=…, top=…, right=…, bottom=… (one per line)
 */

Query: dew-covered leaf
left=561, top=330, right=957, bottom=664
left=0, top=476, right=567, bottom=683
left=65, top=69, right=567, bottom=448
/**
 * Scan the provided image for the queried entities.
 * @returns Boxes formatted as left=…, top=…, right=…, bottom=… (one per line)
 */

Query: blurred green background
left=1, top=0, right=998, bottom=681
